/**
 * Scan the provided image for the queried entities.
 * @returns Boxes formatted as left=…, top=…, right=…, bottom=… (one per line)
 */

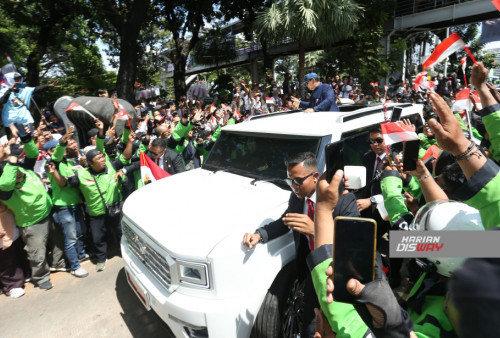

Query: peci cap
left=302, top=72, right=318, bottom=86
left=43, top=139, right=59, bottom=151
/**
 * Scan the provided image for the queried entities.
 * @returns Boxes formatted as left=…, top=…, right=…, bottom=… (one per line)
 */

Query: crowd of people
left=245, top=63, right=500, bottom=337
left=0, top=60, right=499, bottom=337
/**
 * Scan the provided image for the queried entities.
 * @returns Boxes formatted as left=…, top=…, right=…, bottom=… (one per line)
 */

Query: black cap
left=86, top=149, right=102, bottom=163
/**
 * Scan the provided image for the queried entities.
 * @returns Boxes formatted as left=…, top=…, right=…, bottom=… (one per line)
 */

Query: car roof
left=222, top=103, right=423, bottom=137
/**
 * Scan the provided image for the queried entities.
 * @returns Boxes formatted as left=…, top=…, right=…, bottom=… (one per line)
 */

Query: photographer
left=0, top=73, right=58, bottom=136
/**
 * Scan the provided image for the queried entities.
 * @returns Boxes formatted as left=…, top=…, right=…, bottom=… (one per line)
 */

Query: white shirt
left=373, top=153, right=386, bottom=178
left=154, top=153, right=165, bottom=170
left=303, top=192, right=316, bottom=216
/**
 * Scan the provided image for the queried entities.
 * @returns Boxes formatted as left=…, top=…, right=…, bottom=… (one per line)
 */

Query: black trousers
left=89, top=214, right=122, bottom=263
left=0, top=237, right=29, bottom=292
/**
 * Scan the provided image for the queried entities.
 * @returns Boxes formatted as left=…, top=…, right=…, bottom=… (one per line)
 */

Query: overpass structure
left=160, top=0, right=499, bottom=81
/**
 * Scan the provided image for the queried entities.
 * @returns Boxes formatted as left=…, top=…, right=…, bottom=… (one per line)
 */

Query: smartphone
left=13, top=122, right=29, bottom=138
left=324, top=141, right=345, bottom=193
left=390, top=107, right=403, bottom=122
left=332, top=216, right=377, bottom=303
left=402, top=139, right=421, bottom=171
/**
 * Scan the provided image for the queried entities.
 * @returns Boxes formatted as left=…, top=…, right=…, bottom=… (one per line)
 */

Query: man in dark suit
left=357, top=126, right=387, bottom=212
left=148, top=138, right=185, bottom=175
left=356, top=126, right=402, bottom=286
left=291, top=72, right=339, bottom=112
left=243, top=152, right=359, bottom=338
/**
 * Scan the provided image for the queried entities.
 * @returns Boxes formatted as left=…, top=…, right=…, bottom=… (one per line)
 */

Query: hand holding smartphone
left=402, top=139, right=421, bottom=171
left=332, top=216, right=377, bottom=303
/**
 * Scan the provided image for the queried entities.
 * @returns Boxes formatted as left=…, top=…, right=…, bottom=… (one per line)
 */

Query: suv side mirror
left=344, top=166, right=366, bottom=190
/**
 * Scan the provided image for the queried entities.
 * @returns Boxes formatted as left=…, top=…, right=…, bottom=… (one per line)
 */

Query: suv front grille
left=122, top=222, right=172, bottom=290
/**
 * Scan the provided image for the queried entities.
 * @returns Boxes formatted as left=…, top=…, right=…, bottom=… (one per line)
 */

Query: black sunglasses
left=369, top=138, right=384, bottom=145
left=150, top=150, right=163, bottom=156
left=284, top=172, right=316, bottom=187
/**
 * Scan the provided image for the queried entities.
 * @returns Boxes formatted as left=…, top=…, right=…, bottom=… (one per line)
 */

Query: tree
left=92, top=0, right=152, bottom=103
left=192, top=26, right=238, bottom=75
left=0, top=0, right=91, bottom=86
left=254, top=0, right=362, bottom=96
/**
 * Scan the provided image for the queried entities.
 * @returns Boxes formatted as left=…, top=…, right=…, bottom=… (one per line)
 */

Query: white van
left=121, top=103, right=423, bottom=337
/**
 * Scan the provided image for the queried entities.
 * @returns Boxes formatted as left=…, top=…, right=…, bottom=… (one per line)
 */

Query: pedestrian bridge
left=161, top=0, right=499, bottom=79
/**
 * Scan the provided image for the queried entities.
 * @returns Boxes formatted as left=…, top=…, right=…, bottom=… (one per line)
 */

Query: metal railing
left=395, top=0, right=473, bottom=16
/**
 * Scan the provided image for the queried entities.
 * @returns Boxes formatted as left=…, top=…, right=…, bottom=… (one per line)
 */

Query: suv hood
left=123, top=168, right=290, bottom=260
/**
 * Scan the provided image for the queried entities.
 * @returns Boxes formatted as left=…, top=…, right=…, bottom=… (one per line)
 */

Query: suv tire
left=251, top=261, right=305, bottom=338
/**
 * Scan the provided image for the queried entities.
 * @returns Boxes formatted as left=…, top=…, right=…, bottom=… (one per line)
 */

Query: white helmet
left=410, top=200, right=484, bottom=277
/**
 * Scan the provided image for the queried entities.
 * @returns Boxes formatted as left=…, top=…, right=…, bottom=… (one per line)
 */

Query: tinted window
left=204, top=132, right=321, bottom=180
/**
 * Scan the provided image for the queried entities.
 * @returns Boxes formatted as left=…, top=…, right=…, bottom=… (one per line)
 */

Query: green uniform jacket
left=67, top=135, right=130, bottom=217
left=453, top=103, right=500, bottom=229
left=407, top=273, right=456, bottom=338
left=50, top=142, right=81, bottom=207
left=418, top=134, right=439, bottom=159
left=0, top=139, right=52, bottom=227
left=170, top=120, right=193, bottom=154
left=306, top=245, right=371, bottom=337
left=380, top=171, right=413, bottom=227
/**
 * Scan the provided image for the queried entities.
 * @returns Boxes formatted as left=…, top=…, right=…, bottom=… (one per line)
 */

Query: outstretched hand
left=427, top=92, right=469, bottom=156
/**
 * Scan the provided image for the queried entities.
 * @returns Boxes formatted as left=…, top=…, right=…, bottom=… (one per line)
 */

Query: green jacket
left=453, top=103, right=500, bottom=229
left=0, top=139, right=52, bottom=227
left=306, top=245, right=371, bottom=337
left=407, top=273, right=456, bottom=338
left=380, top=171, right=412, bottom=226
left=170, top=120, right=193, bottom=154
left=50, top=142, right=81, bottom=207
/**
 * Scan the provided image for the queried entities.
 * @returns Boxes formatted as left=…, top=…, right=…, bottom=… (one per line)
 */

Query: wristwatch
left=254, top=230, right=264, bottom=243
left=370, top=196, right=377, bottom=205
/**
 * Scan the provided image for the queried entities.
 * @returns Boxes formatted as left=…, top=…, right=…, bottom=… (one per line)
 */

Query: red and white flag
left=493, top=0, right=500, bottom=12
left=423, top=32, right=465, bottom=69
left=140, top=151, right=170, bottom=186
left=413, top=72, right=435, bottom=92
left=460, top=56, right=467, bottom=73
left=422, top=145, right=442, bottom=163
left=113, top=100, right=128, bottom=120
left=266, top=97, right=274, bottom=104
left=65, top=102, right=97, bottom=119
left=452, top=88, right=482, bottom=112
left=380, top=121, right=419, bottom=145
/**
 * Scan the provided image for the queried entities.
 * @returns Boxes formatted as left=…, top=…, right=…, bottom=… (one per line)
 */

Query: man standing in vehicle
left=291, top=73, right=339, bottom=112
left=242, top=152, right=359, bottom=337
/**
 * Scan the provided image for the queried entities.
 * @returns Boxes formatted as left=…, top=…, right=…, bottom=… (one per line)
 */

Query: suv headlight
left=176, top=259, right=210, bottom=289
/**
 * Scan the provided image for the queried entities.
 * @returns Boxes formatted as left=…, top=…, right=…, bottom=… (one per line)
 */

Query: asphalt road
left=0, top=257, right=174, bottom=338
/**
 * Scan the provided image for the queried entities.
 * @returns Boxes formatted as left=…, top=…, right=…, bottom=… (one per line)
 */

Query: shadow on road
left=115, top=268, right=175, bottom=337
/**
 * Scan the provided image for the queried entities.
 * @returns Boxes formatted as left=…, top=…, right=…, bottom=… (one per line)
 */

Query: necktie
left=307, top=199, right=315, bottom=250
left=376, top=156, right=381, bottom=167
left=156, top=158, right=160, bottom=165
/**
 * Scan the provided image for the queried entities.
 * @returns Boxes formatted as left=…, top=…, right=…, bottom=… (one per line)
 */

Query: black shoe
left=38, top=280, right=53, bottom=290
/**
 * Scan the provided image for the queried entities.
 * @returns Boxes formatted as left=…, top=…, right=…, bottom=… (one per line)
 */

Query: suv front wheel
left=251, top=262, right=305, bottom=338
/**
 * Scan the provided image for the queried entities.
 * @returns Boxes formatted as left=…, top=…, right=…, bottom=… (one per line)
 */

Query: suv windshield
left=204, top=132, right=321, bottom=181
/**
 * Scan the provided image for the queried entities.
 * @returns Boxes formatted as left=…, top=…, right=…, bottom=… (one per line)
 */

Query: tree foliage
left=192, top=26, right=238, bottom=74
left=254, top=0, right=362, bottom=96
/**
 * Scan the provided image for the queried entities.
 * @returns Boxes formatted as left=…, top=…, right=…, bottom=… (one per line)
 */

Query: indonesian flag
left=493, top=0, right=500, bottom=12
left=452, top=88, right=482, bottom=112
left=422, top=145, right=442, bottom=162
left=380, top=121, right=419, bottom=145
left=423, top=32, right=465, bottom=69
left=65, top=102, right=97, bottom=119
left=266, top=97, right=274, bottom=104
left=113, top=100, right=128, bottom=120
left=461, top=56, right=467, bottom=73
left=414, top=72, right=435, bottom=92
left=140, top=152, right=170, bottom=186
left=370, top=82, right=378, bottom=87
left=383, top=85, right=388, bottom=93
left=240, top=81, right=247, bottom=86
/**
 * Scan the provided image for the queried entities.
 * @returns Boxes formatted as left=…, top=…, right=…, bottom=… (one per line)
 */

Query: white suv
left=121, top=103, right=423, bottom=337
